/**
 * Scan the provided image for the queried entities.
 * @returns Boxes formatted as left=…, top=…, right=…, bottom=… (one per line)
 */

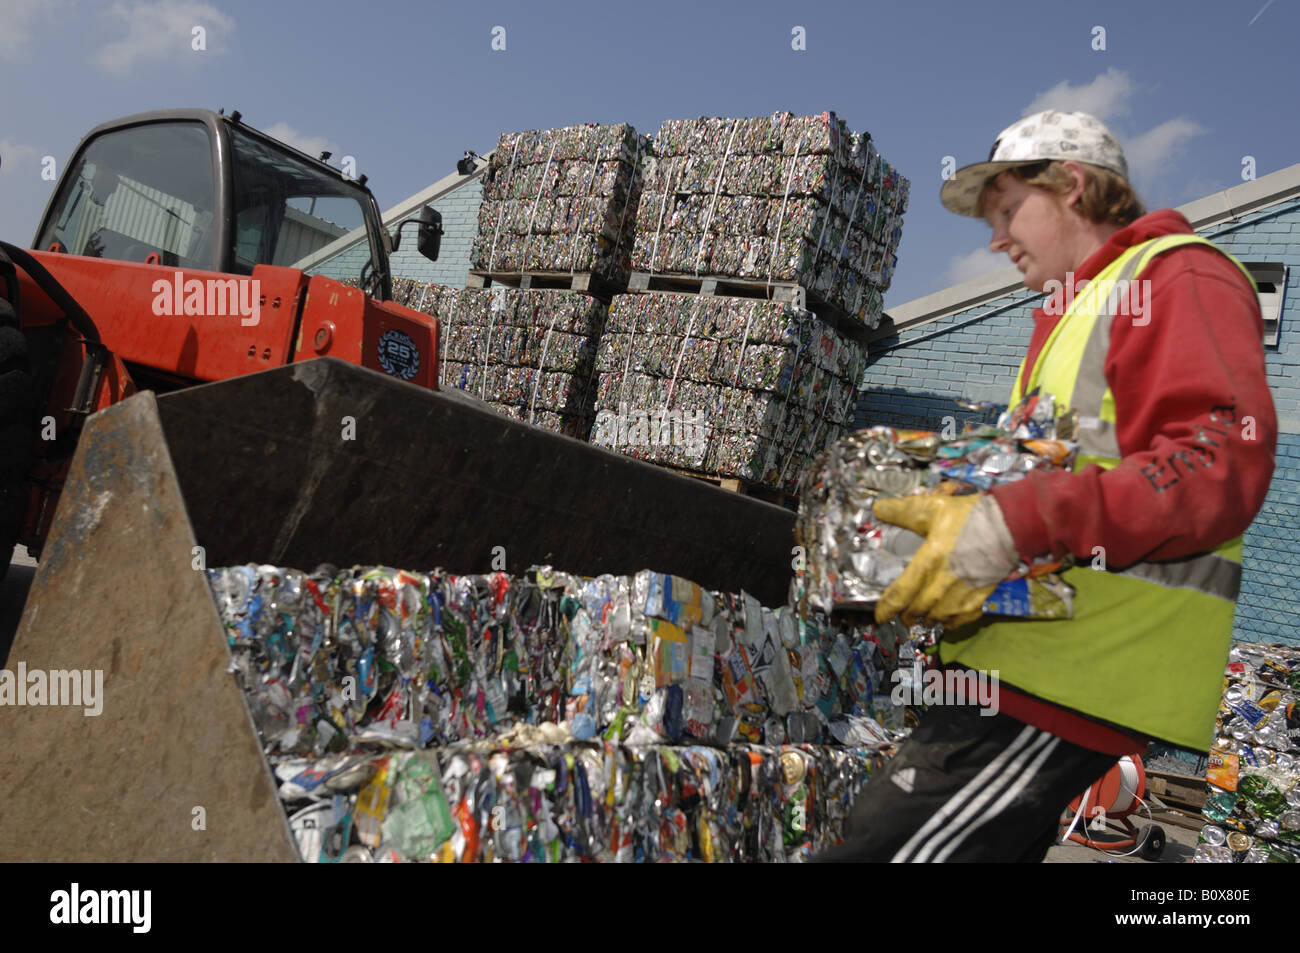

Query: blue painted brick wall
left=387, top=178, right=484, bottom=289
left=857, top=289, right=1042, bottom=432
left=859, top=197, right=1300, bottom=647
left=315, top=178, right=483, bottom=289
left=315, top=241, right=370, bottom=284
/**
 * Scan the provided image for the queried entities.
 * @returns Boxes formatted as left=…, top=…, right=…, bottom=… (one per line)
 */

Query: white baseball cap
left=940, top=110, right=1129, bottom=217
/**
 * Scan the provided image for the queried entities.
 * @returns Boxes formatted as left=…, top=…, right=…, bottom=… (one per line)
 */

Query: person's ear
left=1061, top=161, right=1088, bottom=210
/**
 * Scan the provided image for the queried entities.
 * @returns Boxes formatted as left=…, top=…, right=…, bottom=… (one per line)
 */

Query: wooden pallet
left=1145, top=768, right=1208, bottom=812
left=629, top=270, right=807, bottom=307
left=661, top=464, right=798, bottom=511
left=465, top=269, right=621, bottom=297
left=1147, top=806, right=1206, bottom=832
left=626, top=271, right=870, bottom=344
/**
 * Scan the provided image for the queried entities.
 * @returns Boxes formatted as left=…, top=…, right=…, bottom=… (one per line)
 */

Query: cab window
left=36, top=122, right=215, bottom=268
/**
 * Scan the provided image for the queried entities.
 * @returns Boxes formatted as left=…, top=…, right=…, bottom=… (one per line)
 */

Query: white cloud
left=1022, top=68, right=1135, bottom=122
left=1020, top=69, right=1207, bottom=194
left=1124, top=117, right=1207, bottom=186
left=945, top=246, right=1008, bottom=285
left=0, top=139, right=42, bottom=176
left=95, top=0, right=234, bottom=74
left=0, top=0, right=66, bottom=60
left=261, top=122, right=340, bottom=160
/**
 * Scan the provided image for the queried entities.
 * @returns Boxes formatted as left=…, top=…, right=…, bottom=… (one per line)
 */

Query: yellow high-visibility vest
left=942, top=234, right=1258, bottom=750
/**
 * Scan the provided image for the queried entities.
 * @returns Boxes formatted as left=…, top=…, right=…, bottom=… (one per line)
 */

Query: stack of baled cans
left=632, top=111, right=908, bottom=328
left=392, top=278, right=604, bottom=440
left=588, top=111, right=903, bottom=495
left=387, top=112, right=908, bottom=493
left=589, top=294, right=865, bottom=493
left=470, top=123, right=649, bottom=283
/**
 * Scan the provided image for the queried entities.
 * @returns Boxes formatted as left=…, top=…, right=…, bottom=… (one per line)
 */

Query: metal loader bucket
left=0, top=358, right=796, bottom=860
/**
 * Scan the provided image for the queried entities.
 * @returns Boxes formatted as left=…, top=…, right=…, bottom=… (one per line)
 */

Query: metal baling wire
left=695, top=120, right=739, bottom=277
left=807, top=124, right=842, bottom=287
left=614, top=295, right=645, bottom=419
left=665, top=298, right=704, bottom=435
left=769, top=317, right=811, bottom=478
left=777, top=338, right=828, bottom=490
left=727, top=298, right=760, bottom=389
left=688, top=299, right=729, bottom=471
left=440, top=291, right=465, bottom=388
left=487, top=134, right=522, bottom=273
left=737, top=308, right=775, bottom=468
left=568, top=144, right=601, bottom=275
left=758, top=306, right=807, bottom=479
left=608, top=133, right=645, bottom=278
left=828, top=142, right=872, bottom=302
left=690, top=303, right=723, bottom=456
left=791, top=326, right=835, bottom=458
left=408, top=280, right=438, bottom=382
left=528, top=300, right=563, bottom=424
left=479, top=287, right=507, bottom=401
left=573, top=299, right=604, bottom=439
left=648, top=151, right=680, bottom=278
left=765, top=140, right=802, bottom=296
left=794, top=345, right=852, bottom=494
left=522, top=138, right=559, bottom=274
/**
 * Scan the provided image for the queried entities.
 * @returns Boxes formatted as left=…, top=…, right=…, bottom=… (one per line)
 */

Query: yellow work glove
left=873, top=492, right=1020, bottom=629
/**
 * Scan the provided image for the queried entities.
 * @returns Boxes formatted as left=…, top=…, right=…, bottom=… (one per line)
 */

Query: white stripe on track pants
left=815, top=704, right=1124, bottom=863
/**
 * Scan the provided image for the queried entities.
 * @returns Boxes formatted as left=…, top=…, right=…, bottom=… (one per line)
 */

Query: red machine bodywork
left=12, top=249, right=439, bottom=549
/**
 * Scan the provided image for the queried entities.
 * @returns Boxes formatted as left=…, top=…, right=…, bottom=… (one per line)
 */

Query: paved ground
left=1043, top=811, right=1201, bottom=863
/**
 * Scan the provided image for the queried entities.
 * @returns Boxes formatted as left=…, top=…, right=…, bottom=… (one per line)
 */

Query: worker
left=820, top=110, right=1277, bottom=862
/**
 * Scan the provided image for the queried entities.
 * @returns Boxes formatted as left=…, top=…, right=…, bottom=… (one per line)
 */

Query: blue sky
left=2, top=0, right=1297, bottom=308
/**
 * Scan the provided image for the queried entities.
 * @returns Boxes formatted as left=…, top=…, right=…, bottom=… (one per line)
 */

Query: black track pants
left=817, top=704, right=1122, bottom=863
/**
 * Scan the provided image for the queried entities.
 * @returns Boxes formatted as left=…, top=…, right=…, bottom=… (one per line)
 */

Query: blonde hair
left=979, top=160, right=1145, bottom=226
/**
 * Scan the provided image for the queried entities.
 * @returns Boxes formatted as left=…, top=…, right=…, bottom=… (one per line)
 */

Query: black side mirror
left=416, top=205, right=442, bottom=262
left=390, top=205, right=443, bottom=261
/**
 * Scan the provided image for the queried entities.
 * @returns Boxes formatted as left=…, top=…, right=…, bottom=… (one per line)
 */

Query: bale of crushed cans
left=391, top=277, right=604, bottom=440
left=208, top=563, right=906, bottom=862
left=589, top=293, right=864, bottom=493
left=470, top=123, right=649, bottom=283
left=793, top=390, right=1078, bottom=618
left=1196, top=641, right=1300, bottom=863
left=632, top=111, right=909, bottom=328
left=281, top=739, right=887, bottom=863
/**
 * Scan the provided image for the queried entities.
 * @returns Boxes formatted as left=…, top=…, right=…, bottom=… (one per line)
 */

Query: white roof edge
left=882, top=265, right=1025, bottom=328
left=291, top=152, right=494, bottom=272
left=376, top=150, right=495, bottom=225
left=878, top=161, right=1300, bottom=340
left=1176, top=160, right=1300, bottom=229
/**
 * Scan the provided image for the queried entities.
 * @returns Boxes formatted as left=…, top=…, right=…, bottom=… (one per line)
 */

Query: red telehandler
left=0, top=108, right=793, bottom=593
left=0, top=110, right=795, bottom=860
left=1, top=107, right=449, bottom=570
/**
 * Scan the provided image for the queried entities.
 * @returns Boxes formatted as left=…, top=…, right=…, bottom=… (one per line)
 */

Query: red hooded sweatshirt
left=983, top=209, right=1278, bottom=754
